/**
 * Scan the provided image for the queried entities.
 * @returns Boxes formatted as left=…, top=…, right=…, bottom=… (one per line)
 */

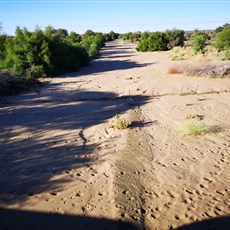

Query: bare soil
left=0, top=39, right=230, bottom=230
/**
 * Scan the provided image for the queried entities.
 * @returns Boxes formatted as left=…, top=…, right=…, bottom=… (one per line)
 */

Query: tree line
left=0, top=27, right=119, bottom=79
left=121, top=24, right=230, bottom=59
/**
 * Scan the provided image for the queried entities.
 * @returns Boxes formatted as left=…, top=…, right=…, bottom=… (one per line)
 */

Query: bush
left=215, top=26, right=230, bottom=60
left=178, top=121, right=215, bottom=136
left=192, top=34, right=209, bottom=54
left=148, top=32, right=168, bottom=51
left=165, top=29, right=185, bottom=49
left=136, top=31, right=168, bottom=52
left=104, top=31, right=119, bottom=41
left=26, top=65, right=45, bottom=79
left=0, top=26, right=101, bottom=78
left=109, top=115, right=131, bottom=130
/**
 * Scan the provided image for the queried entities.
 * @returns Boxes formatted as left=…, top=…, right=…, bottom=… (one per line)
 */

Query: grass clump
left=109, top=115, right=131, bottom=130
left=178, top=121, right=215, bottom=136
left=185, top=114, right=203, bottom=120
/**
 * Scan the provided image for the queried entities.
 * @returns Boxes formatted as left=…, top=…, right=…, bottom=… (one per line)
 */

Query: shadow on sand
left=175, top=215, right=230, bottom=230
left=0, top=90, right=150, bottom=205
left=73, top=59, right=153, bottom=76
left=0, top=208, right=138, bottom=230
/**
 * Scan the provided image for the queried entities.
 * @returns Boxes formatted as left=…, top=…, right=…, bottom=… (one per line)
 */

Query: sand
left=0, top=39, right=230, bottom=230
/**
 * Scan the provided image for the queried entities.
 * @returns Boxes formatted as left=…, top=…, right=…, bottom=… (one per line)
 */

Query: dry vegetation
left=168, top=63, right=230, bottom=78
left=109, top=114, right=131, bottom=129
left=168, top=43, right=230, bottom=78
left=168, top=45, right=229, bottom=62
left=0, top=70, right=41, bottom=97
left=178, top=120, right=216, bottom=136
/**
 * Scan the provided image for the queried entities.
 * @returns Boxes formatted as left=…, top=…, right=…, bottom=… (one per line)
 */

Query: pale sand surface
left=0, top=39, right=230, bottom=229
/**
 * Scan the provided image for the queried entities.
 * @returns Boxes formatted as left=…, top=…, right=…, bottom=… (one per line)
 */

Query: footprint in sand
left=49, top=192, right=59, bottom=196
left=76, top=191, right=84, bottom=197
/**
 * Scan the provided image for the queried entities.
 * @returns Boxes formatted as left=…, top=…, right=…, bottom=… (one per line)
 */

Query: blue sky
left=0, top=0, right=230, bottom=35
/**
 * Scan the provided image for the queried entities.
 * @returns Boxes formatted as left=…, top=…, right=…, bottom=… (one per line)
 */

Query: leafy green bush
left=165, top=29, right=185, bottom=49
left=215, top=23, right=230, bottom=33
left=136, top=32, right=168, bottom=52
left=215, top=26, right=230, bottom=52
left=192, top=34, right=209, bottom=54
left=136, top=38, right=148, bottom=51
left=0, top=26, right=108, bottom=78
left=148, top=32, right=168, bottom=51
left=81, top=33, right=105, bottom=59
left=104, top=31, right=119, bottom=41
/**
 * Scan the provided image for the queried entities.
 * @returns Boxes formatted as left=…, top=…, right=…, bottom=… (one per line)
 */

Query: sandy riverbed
left=0, top=39, right=230, bottom=230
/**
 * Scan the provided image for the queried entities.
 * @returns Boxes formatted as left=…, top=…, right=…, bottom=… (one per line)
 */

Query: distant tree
left=107, top=31, right=119, bottom=40
left=215, top=23, right=230, bottom=33
left=82, top=29, right=95, bottom=39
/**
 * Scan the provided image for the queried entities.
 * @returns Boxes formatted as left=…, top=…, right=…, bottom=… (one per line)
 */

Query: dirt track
left=0, top=40, right=230, bottom=230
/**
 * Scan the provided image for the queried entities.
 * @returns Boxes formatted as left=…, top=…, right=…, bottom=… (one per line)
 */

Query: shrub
left=26, top=65, right=45, bottom=79
left=215, top=26, right=230, bottom=60
left=0, top=26, right=93, bottom=78
left=109, top=115, right=131, bottom=130
left=184, top=114, right=203, bottom=120
left=136, top=32, right=168, bottom=52
left=148, top=32, right=168, bottom=51
left=165, top=29, right=185, bottom=49
left=178, top=121, right=215, bottom=136
left=105, top=31, right=119, bottom=41
left=181, top=63, right=230, bottom=78
left=136, top=38, right=148, bottom=51
left=192, top=34, right=209, bottom=54
left=215, top=23, right=230, bottom=33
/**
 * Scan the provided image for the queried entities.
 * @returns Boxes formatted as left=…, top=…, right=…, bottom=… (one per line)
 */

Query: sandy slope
left=0, top=39, right=230, bottom=230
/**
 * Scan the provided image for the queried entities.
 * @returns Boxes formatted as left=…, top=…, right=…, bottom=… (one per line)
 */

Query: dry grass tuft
left=178, top=121, right=216, bottom=136
left=182, top=63, right=230, bottom=78
left=185, top=114, right=204, bottom=120
left=109, top=114, right=131, bottom=130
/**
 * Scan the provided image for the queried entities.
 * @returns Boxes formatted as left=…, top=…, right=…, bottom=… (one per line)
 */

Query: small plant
left=196, top=95, right=204, bottom=101
left=109, top=115, right=131, bottom=130
left=176, top=87, right=184, bottom=96
left=184, top=114, right=203, bottom=120
left=178, top=121, right=215, bottom=136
